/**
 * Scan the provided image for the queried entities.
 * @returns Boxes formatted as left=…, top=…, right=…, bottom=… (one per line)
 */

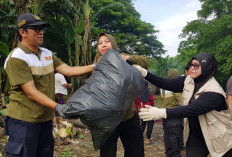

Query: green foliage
left=2, top=0, right=231, bottom=91
left=0, top=0, right=16, bottom=65
left=0, top=108, right=7, bottom=116
left=60, top=145, right=77, bottom=157
left=0, top=41, right=9, bottom=71
left=149, top=57, right=168, bottom=77
left=4, top=96, right=9, bottom=104
left=0, top=71, right=9, bottom=94
left=78, top=134, right=84, bottom=139
left=198, top=0, right=232, bottom=19
left=90, top=0, right=165, bottom=57
left=0, top=41, right=9, bottom=56
left=179, top=0, right=232, bottom=88
left=149, top=54, right=188, bottom=77
left=0, top=0, right=165, bottom=92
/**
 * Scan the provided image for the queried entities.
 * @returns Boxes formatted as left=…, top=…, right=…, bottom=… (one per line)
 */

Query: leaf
left=75, top=35, right=82, bottom=45
left=78, top=134, right=84, bottom=139
left=48, top=20, right=65, bottom=39
left=72, top=130, right=76, bottom=136
left=75, top=18, right=85, bottom=34
left=0, top=41, right=9, bottom=55
left=0, top=108, right=7, bottom=116
left=64, top=20, right=75, bottom=45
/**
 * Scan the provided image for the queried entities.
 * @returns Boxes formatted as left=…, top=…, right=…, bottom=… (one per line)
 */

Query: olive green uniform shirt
left=160, top=90, right=182, bottom=108
left=4, top=43, right=64, bottom=122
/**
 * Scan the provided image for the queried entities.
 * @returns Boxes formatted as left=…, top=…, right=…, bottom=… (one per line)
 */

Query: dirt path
left=53, top=121, right=166, bottom=157
left=1, top=118, right=185, bottom=157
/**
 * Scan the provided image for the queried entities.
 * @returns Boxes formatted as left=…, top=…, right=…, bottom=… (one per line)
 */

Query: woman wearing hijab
left=133, top=53, right=232, bottom=157
left=95, top=32, right=149, bottom=157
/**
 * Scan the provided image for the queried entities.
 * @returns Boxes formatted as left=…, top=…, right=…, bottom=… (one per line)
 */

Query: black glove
left=55, top=104, right=68, bottom=118
left=126, top=60, right=135, bottom=66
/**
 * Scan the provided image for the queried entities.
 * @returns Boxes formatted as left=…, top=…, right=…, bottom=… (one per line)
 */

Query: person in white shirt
left=55, top=72, right=72, bottom=96
left=54, top=72, right=72, bottom=126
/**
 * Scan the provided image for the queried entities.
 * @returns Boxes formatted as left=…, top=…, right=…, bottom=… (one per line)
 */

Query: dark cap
left=16, top=13, right=50, bottom=30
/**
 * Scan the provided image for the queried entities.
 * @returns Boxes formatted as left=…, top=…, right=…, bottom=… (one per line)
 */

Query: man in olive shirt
left=160, top=69, right=183, bottom=157
left=4, top=13, right=94, bottom=156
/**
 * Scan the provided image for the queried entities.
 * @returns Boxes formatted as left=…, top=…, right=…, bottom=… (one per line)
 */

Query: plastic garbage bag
left=58, top=49, right=144, bottom=150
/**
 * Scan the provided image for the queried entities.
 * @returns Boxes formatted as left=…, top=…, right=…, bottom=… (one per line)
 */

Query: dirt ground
left=0, top=118, right=185, bottom=157
left=53, top=120, right=166, bottom=157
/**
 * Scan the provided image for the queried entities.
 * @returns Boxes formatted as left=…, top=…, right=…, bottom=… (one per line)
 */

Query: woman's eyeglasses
left=190, top=63, right=200, bottom=70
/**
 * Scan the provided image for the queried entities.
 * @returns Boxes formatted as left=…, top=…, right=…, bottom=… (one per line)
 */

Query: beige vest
left=182, top=75, right=232, bottom=157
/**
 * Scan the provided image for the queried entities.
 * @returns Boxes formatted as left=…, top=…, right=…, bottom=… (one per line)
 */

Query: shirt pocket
left=206, top=114, right=228, bottom=153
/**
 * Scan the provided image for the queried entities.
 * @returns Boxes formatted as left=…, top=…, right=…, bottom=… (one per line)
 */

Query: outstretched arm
left=139, top=92, right=227, bottom=121
left=121, top=53, right=149, bottom=69
left=145, top=72, right=185, bottom=93
left=133, top=65, right=185, bottom=93
left=167, top=92, right=227, bottom=119
left=55, top=63, right=94, bottom=77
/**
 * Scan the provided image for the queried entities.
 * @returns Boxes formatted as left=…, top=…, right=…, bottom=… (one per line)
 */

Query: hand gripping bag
left=58, top=49, right=144, bottom=150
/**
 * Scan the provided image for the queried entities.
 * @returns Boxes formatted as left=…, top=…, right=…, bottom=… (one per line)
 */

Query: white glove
left=132, top=64, right=147, bottom=77
left=139, top=105, right=167, bottom=121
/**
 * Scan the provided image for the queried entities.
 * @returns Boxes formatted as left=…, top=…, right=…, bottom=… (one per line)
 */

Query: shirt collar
left=18, top=43, right=41, bottom=55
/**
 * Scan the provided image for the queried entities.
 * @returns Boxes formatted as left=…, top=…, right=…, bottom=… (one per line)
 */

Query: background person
left=184, top=63, right=191, bottom=76
left=134, top=53, right=232, bottom=157
left=3, top=13, right=93, bottom=157
left=55, top=72, right=72, bottom=104
left=94, top=32, right=149, bottom=157
left=134, top=82, right=155, bottom=145
left=160, top=69, right=183, bottom=157
left=53, top=72, right=72, bottom=126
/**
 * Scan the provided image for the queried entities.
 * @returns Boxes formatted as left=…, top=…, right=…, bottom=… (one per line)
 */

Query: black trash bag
left=59, top=49, right=144, bottom=150
left=138, top=81, right=151, bottom=103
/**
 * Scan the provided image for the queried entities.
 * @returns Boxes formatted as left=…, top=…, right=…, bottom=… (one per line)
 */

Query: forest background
left=0, top=0, right=232, bottom=99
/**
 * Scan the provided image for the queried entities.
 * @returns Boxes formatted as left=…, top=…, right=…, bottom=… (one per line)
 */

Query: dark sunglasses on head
left=190, top=63, right=200, bottom=70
